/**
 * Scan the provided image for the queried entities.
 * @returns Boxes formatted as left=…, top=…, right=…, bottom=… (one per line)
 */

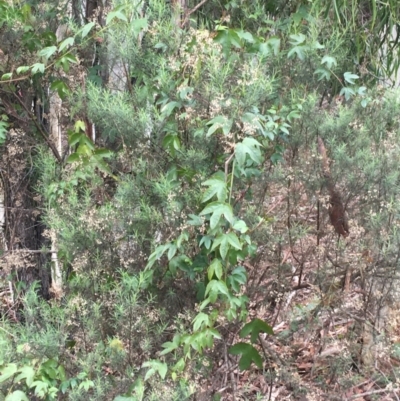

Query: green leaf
left=5, top=390, right=29, bottom=401
left=160, top=334, right=181, bottom=356
left=57, top=364, right=66, bottom=381
left=241, top=112, right=267, bottom=136
left=74, top=120, right=86, bottom=133
left=192, top=312, right=210, bottom=331
left=288, top=45, right=306, bottom=60
left=314, top=68, right=330, bottom=81
left=68, top=132, right=82, bottom=146
left=167, top=243, right=177, bottom=261
left=161, top=101, right=181, bottom=117
left=0, top=120, right=8, bottom=145
left=32, top=380, right=49, bottom=396
left=106, top=6, right=128, bottom=25
left=163, top=132, right=181, bottom=155
left=205, top=279, right=229, bottom=298
left=176, top=230, right=189, bottom=248
left=232, top=219, right=248, bottom=233
left=79, top=134, right=95, bottom=150
left=229, top=343, right=263, bottom=370
left=235, top=137, right=263, bottom=167
left=114, top=396, right=135, bottom=401
left=51, top=79, right=70, bottom=99
left=77, top=144, right=92, bottom=156
left=142, top=360, right=167, bottom=381
left=78, top=379, right=94, bottom=391
left=236, top=30, right=254, bottom=43
left=199, top=235, right=212, bottom=249
left=343, top=72, right=359, bottom=85
left=0, top=363, right=17, bottom=383
left=173, top=357, right=185, bottom=373
left=188, top=214, right=202, bottom=226
left=208, top=258, right=223, bottom=281
left=132, top=18, right=148, bottom=36
left=226, top=232, right=242, bottom=249
left=14, top=366, right=35, bottom=387
left=93, top=148, right=113, bottom=158
left=286, top=110, right=301, bottom=123
left=64, top=54, right=78, bottom=64
left=289, top=33, right=306, bottom=45
left=58, top=37, right=74, bottom=52
left=240, top=318, right=274, bottom=343
left=81, top=22, right=95, bottom=38
left=357, top=86, right=367, bottom=95
left=202, top=171, right=227, bottom=203
left=211, top=232, right=241, bottom=259
left=16, top=66, right=30, bottom=74
left=206, top=116, right=232, bottom=137
left=259, top=37, right=280, bottom=56
left=312, top=41, right=324, bottom=50
left=65, top=153, right=78, bottom=164
left=39, top=45, right=57, bottom=60
left=213, top=29, right=242, bottom=52
left=1, top=73, right=12, bottom=80
left=339, top=86, right=355, bottom=101
left=55, top=54, right=78, bottom=73
left=199, top=202, right=234, bottom=229
left=146, top=244, right=168, bottom=269
left=31, top=63, right=45, bottom=74
left=321, top=55, right=337, bottom=69
left=228, top=266, right=247, bottom=292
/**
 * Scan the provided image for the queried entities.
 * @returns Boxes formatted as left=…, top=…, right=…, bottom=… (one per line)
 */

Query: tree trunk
left=0, top=129, right=50, bottom=307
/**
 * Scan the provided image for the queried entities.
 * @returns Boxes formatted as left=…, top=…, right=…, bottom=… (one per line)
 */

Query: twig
left=0, top=325, right=17, bottom=338
left=11, top=90, right=62, bottom=163
left=347, top=387, right=399, bottom=400
left=181, top=0, right=209, bottom=27
left=225, top=342, right=236, bottom=401
left=3, top=249, right=52, bottom=253
left=0, top=249, right=52, bottom=261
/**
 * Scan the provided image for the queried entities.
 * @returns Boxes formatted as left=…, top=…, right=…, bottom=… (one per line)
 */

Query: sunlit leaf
left=31, top=63, right=45, bottom=74
left=343, top=72, right=359, bottom=85
left=321, top=55, right=337, bottom=69
left=5, top=390, right=29, bottom=401
left=39, top=45, right=57, bottom=60
left=58, top=37, right=74, bottom=52
left=81, top=22, right=95, bottom=38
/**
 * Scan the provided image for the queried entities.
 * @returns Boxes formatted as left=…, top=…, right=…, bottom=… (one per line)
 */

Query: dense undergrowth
left=1, top=0, right=400, bottom=400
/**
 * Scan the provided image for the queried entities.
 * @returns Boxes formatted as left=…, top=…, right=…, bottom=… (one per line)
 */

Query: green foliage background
left=1, top=0, right=400, bottom=400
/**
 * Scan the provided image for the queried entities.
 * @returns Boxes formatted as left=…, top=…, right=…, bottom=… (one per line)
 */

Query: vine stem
left=228, top=160, right=235, bottom=205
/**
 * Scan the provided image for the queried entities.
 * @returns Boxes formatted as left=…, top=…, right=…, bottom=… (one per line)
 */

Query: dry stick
left=347, top=387, right=399, bottom=400
left=123, top=62, right=133, bottom=95
left=285, top=177, right=306, bottom=287
left=180, top=0, right=209, bottom=27
left=0, top=250, right=52, bottom=264
left=225, top=152, right=234, bottom=179
left=257, top=335, right=273, bottom=401
left=225, top=342, right=236, bottom=401
left=223, top=343, right=228, bottom=388
left=376, top=367, right=399, bottom=401
left=11, top=91, right=62, bottom=163
left=0, top=325, right=17, bottom=338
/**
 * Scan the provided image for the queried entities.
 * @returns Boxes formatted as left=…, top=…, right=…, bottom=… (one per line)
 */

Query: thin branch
left=181, top=0, right=209, bottom=27
left=10, top=90, right=62, bottom=163
left=0, top=249, right=52, bottom=260
left=347, top=387, right=399, bottom=400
